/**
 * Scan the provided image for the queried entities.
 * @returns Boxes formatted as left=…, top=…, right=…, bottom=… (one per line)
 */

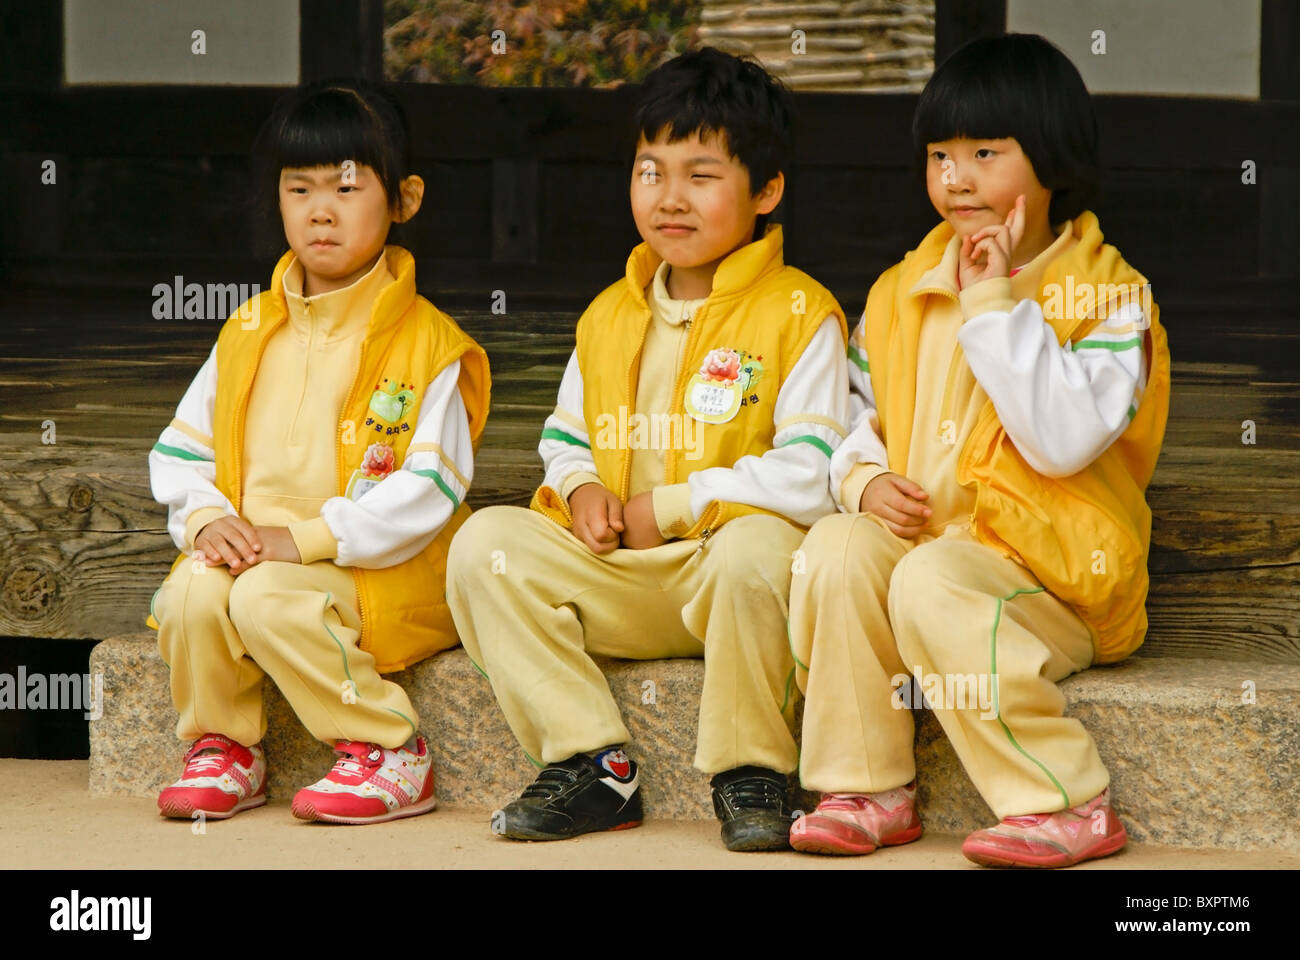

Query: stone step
left=89, top=633, right=1300, bottom=851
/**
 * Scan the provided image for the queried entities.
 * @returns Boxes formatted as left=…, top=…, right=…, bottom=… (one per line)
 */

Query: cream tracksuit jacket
left=539, top=259, right=850, bottom=535
left=148, top=254, right=474, bottom=567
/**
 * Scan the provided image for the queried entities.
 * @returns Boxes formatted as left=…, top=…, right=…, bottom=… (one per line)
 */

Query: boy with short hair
left=446, top=47, right=849, bottom=851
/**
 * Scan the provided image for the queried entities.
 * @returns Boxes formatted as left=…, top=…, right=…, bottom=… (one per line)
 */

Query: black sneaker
left=711, top=765, right=793, bottom=851
left=495, top=748, right=643, bottom=840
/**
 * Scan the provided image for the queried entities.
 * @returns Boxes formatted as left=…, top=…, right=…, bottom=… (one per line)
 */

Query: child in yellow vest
left=145, top=81, right=490, bottom=825
left=446, top=48, right=849, bottom=851
left=788, top=34, right=1171, bottom=866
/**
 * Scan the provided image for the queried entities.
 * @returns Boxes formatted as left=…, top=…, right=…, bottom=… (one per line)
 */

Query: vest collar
left=266, top=244, right=417, bottom=341
left=907, top=218, right=1076, bottom=301
left=649, top=259, right=708, bottom=326
left=281, top=250, right=394, bottom=343
left=624, top=223, right=787, bottom=310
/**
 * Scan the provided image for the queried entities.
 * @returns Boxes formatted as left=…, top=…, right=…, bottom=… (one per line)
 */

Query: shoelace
left=719, top=777, right=785, bottom=811
left=330, top=745, right=382, bottom=781
left=520, top=764, right=580, bottom=800
left=185, top=754, right=226, bottom=775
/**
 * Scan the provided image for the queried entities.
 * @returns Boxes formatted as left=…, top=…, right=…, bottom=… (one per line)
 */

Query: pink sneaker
left=962, top=788, right=1128, bottom=868
left=291, top=737, right=437, bottom=825
left=158, top=733, right=267, bottom=820
left=789, top=781, right=923, bottom=855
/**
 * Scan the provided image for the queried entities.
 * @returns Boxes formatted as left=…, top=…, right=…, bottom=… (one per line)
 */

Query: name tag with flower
left=684, top=347, right=764, bottom=424
left=344, top=442, right=396, bottom=501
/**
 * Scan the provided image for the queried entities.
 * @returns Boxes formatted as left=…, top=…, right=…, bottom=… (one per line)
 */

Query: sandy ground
left=3, top=759, right=1297, bottom=870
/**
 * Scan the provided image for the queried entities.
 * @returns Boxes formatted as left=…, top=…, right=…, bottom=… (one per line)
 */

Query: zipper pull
left=694, top=527, right=712, bottom=555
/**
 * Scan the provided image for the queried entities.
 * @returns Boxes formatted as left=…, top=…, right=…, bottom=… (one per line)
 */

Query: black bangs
left=912, top=33, right=1101, bottom=224
left=250, top=79, right=412, bottom=258
left=632, top=47, right=794, bottom=200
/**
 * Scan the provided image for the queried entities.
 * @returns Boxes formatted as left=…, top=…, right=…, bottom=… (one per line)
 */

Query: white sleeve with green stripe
left=538, top=350, right=599, bottom=493
left=149, top=343, right=239, bottom=552
left=830, top=310, right=892, bottom=505
left=322, top=358, right=473, bottom=568
left=685, top=316, right=849, bottom=527
left=958, top=297, right=1148, bottom=479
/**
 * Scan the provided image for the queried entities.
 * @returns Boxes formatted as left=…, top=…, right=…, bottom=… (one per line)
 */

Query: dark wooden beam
left=1259, top=0, right=1300, bottom=278
left=0, top=0, right=63, bottom=92
left=299, top=0, right=384, bottom=83
left=934, top=0, right=1005, bottom=66
left=1261, top=0, right=1300, bottom=100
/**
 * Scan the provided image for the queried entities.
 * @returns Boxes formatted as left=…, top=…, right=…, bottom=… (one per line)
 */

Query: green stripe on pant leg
left=322, top=592, right=416, bottom=739
left=989, top=586, right=1071, bottom=810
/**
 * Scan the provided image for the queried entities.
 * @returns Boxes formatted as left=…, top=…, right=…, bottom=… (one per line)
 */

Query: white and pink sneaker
left=789, top=781, right=923, bottom=855
left=158, top=733, right=267, bottom=820
left=291, top=737, right=437, bottom=825
left=961, top=787, right=1128, bottom=868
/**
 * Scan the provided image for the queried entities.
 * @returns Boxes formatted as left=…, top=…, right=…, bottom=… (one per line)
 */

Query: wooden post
left=299, top=0, right=383, bottom=83
left=1259, top=0, right=1299, bottom=279
left=934, top=0, right=1005, bottom=66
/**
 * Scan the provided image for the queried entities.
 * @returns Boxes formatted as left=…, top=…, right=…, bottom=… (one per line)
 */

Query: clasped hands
left=193, top=516, right=301, bottom=573
left=567, top=483, right=666, bottom=554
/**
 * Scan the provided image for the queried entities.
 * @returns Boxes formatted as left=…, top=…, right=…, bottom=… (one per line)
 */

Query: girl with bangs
left=789, top=34, right=1170, bottom=867
left=146, top=80, right=490, bottom=826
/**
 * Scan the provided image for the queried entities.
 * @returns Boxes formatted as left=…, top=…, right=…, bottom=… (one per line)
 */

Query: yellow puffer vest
left=531, top=224, right=846, bottom=538
left=147, top=245, right=491, bottom=672
left=863, top=212, right=1170, bottom=662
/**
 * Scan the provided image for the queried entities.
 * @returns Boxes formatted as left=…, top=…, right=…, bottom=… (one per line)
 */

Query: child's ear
left=392, top=174, right=425, bottom=223
left=755, top=171, right=785, bottom=215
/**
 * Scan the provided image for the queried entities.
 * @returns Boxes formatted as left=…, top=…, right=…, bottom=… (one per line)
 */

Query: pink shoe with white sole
left=789, top=781, right=923, bottom=855
left=158, top=733, right=267, bottom=820
left=962, top=787, right=1128, bottom=868
left=291, top=737, right=437, bottom=825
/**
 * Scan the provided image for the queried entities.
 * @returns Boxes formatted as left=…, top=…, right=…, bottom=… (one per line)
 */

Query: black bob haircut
left=250, top=79, right=414, bottom=259
left=632, top=47, right=795, bottom=238
left=912, top=33, right=1100, bottom=225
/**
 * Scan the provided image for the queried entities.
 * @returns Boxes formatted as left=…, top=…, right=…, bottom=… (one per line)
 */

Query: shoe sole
left=962, top=828, right=1127, bottom=868
left=722, top=822, right=795, bottom=852
left=158, top=792, right=267, bottom=820
left=501, top=819, right=642, bottom=841
left=790, top=818, right=923, bottom=856
left=292, top=793, right=438, bottom=825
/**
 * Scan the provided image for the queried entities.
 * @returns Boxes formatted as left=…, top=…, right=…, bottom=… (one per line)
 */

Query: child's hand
left=245, top=525, right=302, bottom=567
left=568, top=483, right=624, bottom=555
left=859, top=472, right=933, bottom=538
left=621, top=491, right=667, bottom=550
left=194, top=516, right=262, bottom=571
left=959, top=194, right=1025, bottom=288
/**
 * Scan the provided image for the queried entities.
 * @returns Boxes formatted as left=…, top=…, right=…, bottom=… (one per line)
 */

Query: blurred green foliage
left=383, top=0, right=702, bottom=86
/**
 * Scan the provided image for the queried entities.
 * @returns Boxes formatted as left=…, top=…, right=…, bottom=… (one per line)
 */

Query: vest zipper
left=910, top=287, right=962, bottom=447
left=289, top=300, right=313, bottom=443
left=910, top=286, right=979, bottom=529
left=666, top=304, right=706, bottom=487
left=693, top=524, right=712, bottom=555
left=338, top=341, right=368, bottom=644
left=232, top=311, right=285, bottom=516
left=618, top=312, right=650, bottom=502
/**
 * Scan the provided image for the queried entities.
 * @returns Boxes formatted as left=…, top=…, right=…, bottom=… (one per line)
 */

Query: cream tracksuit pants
left=152, top=557, right=417, bottom=749
left=790, top=513, right=1108, bottom=819
left=445, top=505, right=806, bottom=775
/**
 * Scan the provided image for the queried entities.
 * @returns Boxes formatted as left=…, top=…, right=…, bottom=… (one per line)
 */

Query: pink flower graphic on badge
left=700, top=348, right=742, bottom=383
left=361, top=443, right=395, bottom=478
